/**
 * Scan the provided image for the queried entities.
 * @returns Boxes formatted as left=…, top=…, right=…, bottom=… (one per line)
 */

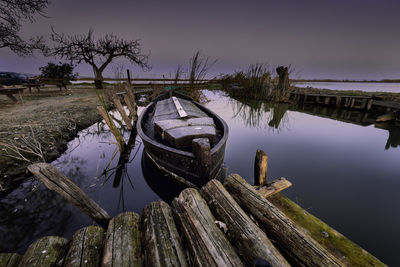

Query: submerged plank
left=142, top=201, right=188, bottom=267
left=0, top=253, right=21, bottom=267
left=28, top=163, right=110, bottom=227
left=64, top=226, right=104, bottom=267
left=172, top=188, right=244, bottom=267
left=19, top=236, right=69, bottom=267
left=102, top=212, right=142, bottom=267
left=201, top=180, right=290, bottom=266
left=224, top=174, right=343, bottom=267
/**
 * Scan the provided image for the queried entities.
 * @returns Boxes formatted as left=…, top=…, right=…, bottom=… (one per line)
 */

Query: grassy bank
left=0, top=86, right=103, bottom=193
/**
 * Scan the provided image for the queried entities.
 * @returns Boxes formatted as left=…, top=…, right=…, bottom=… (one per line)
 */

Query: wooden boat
left=137, top=91, right=229, bottom=187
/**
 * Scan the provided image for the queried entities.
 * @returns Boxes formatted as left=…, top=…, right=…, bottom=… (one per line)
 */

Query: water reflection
left=231, top=97, right=290, bottom=131
left=231, top=95, right=400, bottom=150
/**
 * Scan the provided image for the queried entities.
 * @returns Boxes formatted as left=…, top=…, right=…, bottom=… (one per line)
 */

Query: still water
left=294, top=81, right=400, bottom=93
left=1, top=90, right=399, bottom=265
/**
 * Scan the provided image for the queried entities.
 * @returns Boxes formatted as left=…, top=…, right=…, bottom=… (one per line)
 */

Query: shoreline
left=0, top=86, right=103, bottom=194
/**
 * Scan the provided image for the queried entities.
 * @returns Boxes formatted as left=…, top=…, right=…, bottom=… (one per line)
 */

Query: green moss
left=269, top=194, right=387, bottom=267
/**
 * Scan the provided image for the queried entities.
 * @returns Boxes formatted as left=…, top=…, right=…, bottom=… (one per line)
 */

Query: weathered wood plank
left=63, top=226, right=104, bottom=267
left=0, top=253, right=21, bottom=267
left=102, top=212, right=142, bottom=267
left=253, top=177, right=292, bottom=198
left=28, top=163, right=110, bottom=227
left=224, top=174, right=343, bottom=267
left=254, top=149, right=268, bottom=186
left=18, top=236, right=69, bottom=267
left=113, top=98, right=132, bottom=130
left=141, top=201, right=188, bottom=267
left=201, top=180, right=290, bottom=266
left=172, top=188, right=244, bottom=267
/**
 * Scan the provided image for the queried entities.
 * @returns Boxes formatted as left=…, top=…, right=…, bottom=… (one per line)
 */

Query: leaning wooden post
left=97, top=105, right=125, bottom=152
left=28, top=163, right=111, bottom=227
left=192, top=138, right=212, bottom=180
left=254, top=149, right=268, bottom=186
left=113, top=98, right=133, bottom=130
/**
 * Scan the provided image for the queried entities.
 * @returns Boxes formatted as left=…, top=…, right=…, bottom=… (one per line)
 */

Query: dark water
left=1, top=90, right=399, bottom=265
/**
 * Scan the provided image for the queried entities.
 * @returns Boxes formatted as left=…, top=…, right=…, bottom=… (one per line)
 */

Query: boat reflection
left=141, top=151, right=189, bottom=204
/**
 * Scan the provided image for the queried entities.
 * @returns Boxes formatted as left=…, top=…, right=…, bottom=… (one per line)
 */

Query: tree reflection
left=231, top=98, right=290, bottom=131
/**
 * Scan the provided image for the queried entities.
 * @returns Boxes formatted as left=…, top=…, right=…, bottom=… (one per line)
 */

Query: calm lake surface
left=294, top=81, right=400, bottom=93
left=1, top=90, right=400, bottom=265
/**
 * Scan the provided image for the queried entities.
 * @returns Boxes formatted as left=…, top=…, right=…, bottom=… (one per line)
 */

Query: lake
left=294, top=81, right=400, bottom=93
left=1, top=90, right=399, bottom=265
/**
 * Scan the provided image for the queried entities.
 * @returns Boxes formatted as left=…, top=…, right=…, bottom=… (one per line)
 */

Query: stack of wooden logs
left=2, top=162, right=344, bottom=266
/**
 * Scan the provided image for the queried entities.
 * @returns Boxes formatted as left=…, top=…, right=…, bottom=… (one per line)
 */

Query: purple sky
left=1, top=0, right=399, bottom=80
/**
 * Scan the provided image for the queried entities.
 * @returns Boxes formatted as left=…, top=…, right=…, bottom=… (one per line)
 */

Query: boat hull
left=137, top=92, right=229, bottom=187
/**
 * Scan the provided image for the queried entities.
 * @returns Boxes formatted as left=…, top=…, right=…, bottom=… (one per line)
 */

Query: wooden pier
left=1, top=161, right=359, bottom=267
left=290, top=92, right=400, bottom=115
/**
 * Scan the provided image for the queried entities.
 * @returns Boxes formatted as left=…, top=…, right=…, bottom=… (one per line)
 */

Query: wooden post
left=113, top=98, right=132, bottom=130
left=324, top=96, right=330, bottom=105
left=201, top=180, right=290, bottom=266
left=127, top=69, right=132, bottom=85
left=224, top=174, right=343, bottom=267
left=28, top=163, right=111, bottom=227
left=142, top=201, right=188, bottom=267
left=254, top=149, right=268, bottom=186
left=366, top=99, right=373, bottom=111
left=192, top=138, right=211, bottom=180
left=97, top=105, right=125, bottom=151
left=18, top=236, right=69, bottom=267
left=102, top=212, right=142, bottom=267
left=172, top=188, right=244, bottom=267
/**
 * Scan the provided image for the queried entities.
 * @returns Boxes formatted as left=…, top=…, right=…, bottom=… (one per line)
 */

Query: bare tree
left=47, top=29, right=150, bottom=89
left=0, top=0, right=49, bottom=55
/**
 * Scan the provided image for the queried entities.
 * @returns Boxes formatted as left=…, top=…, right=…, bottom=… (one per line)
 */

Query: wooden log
left=28, top=163, right=110, bottom=227
left=102, top=212, right=142, bottom=267
left=19, top=236, right=69, bottom=267
left=141, top=201, right=188, bottom=267
left=97, top=105, right=125, bottom=151
left=224, top=174, right=343, bottom=267
left=253, top=177, right=292, bottom=198
left=0, top=253, right=21, bottom=267
left=113, top=98, right=133, bottom=130
left=63, top=226, right=104, bottom=267
left=192, top=138, right=212, bottom=180
left=254, top=149, right=268, bottom=186
left=172, top=188, right=244, bottom=267
left=201, top=180, right=290, bottom=266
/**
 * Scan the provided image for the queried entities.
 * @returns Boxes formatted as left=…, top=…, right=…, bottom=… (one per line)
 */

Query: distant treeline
left=292, top=79, right=400, bottom=83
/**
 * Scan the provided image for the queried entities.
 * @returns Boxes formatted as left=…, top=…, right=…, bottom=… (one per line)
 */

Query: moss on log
left=201, top=179, right=290, bottom=266
left=269, top=193, right=387, bottom=267
left=64, top=226, right=104, bottom=267
left=0, top=253, right=21, bottom=267
left=18, top=236, right=69, bottom=267
left=102, top=212, right=142, bottom=267
left=141, top=201, right=188, bottom=267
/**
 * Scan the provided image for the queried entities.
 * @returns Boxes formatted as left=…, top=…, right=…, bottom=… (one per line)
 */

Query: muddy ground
left=0, top=85, right=103, bottom=194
